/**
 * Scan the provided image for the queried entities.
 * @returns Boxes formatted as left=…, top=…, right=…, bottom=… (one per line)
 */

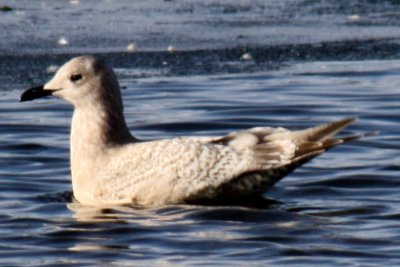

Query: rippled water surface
left=1, top=1, right=400, bottom=266
left=1, top=59, right=400, bottom=266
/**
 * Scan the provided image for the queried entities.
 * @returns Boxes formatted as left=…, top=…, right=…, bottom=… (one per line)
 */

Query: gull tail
left=291, top=117, right=357, bottom=142
left=292, top=117, right=376, bottom=159
left=216, top=117, right=374, bottom=198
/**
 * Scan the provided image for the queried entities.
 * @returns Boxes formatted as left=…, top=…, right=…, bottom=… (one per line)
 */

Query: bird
left=20, top=56, right=364, bottom=206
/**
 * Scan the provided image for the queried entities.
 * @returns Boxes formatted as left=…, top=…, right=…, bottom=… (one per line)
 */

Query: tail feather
left=294, top=139, right=343, bottom=158
left=215, top=117, right=372, bottom=198
left=291, top=117, right=357, bottom=142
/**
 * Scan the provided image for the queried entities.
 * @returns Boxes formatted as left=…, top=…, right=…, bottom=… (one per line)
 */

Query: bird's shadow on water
left=37, top=190, right=280, bottom=209
left=35, top=191, right=284, bottom=223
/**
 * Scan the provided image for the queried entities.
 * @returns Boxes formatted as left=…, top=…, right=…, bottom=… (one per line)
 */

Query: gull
left=20, top=56, right=364, bottom=206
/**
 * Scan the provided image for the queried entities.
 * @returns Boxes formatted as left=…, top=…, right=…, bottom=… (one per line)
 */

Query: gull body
left=21, top=56, right=361, bottom=206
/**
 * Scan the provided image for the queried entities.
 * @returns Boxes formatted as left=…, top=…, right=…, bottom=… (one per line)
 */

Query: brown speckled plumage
left=22, top=56, right=362, bottom=206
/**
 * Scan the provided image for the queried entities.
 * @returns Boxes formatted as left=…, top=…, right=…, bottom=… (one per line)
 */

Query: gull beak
left=19, top=85, right=56, bottom=102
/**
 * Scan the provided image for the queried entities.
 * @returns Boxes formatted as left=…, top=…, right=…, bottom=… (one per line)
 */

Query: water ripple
left=1, top=58, right=400, bottom=266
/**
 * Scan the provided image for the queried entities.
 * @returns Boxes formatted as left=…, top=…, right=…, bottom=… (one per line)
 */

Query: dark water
left=1, top=1, right=400, bottom=266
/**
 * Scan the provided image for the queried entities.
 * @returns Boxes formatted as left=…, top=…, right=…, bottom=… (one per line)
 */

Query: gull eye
left=70, top=73, right=83, bottom=82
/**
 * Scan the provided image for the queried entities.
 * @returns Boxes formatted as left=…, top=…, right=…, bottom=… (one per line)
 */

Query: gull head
left=20, top=56, right=121, bottom=108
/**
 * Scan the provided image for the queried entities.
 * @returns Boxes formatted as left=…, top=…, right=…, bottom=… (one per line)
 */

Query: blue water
left=1, top=1, right=400, bottom=266
left=1, top=59, right=400, bottom=266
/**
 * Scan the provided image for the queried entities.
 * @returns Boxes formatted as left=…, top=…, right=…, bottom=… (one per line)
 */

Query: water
left=1, top=1, right=400, bottom=266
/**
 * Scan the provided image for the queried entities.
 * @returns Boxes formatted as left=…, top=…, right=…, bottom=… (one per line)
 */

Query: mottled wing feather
left=99, top=138, right=253, bottom=205
left=99, top=118, right=358, bottom=205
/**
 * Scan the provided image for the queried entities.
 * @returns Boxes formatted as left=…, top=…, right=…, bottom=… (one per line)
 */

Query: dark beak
left=19, top=85, right=54, bottom=102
